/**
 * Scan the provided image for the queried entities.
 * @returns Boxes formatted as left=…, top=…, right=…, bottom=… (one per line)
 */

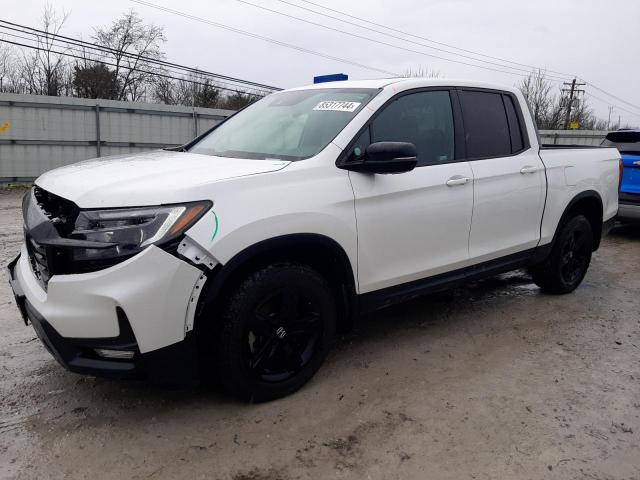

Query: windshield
left=601, top=131, right=640, bottom=154
left=188, top=88, right=378, bottom=161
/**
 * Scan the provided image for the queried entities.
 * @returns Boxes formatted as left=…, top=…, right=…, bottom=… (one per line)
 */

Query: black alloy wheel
left=559, top=228, right=590, bottom=285
left=530, top=214, right=593, bottom=294
left=245, top=288, right=323, bottom=383
left=213, top=263, right=336, bottom=401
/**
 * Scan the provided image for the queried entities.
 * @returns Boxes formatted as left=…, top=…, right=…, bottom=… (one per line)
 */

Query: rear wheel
left=530, top=215, right=593, bottom=294
left=212, top=263, right=335, bottom=402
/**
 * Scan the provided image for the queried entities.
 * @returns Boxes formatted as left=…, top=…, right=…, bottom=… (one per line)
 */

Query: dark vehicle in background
left=603, top=130, right=640, bottom=221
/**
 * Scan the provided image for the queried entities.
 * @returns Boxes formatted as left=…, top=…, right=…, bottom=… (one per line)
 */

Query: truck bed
left=540, top=145, right=609, bottom=149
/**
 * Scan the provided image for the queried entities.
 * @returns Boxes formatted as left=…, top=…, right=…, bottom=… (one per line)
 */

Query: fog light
left=94, top=348, right=135, bottom=359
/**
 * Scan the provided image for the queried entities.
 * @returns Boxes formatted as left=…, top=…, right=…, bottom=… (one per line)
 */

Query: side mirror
left=342, top=141, right=417, bottom=174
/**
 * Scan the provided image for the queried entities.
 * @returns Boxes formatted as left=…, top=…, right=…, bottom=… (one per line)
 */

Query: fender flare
left=196, top=233, right=357, bottom=331
left=534, top=190, right=604, bottom=262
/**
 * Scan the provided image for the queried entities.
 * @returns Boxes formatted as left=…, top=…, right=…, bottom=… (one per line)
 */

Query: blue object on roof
left=314, top=73, right=348, bottom=84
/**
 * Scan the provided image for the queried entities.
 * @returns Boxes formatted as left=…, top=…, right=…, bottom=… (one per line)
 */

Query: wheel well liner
left=197, top=234, right=357, bottom=333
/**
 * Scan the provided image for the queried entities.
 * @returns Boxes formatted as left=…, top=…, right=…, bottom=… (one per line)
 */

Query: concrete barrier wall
left=0, top=93, right=234, bottom=181
left=0, top=93, right=613, bottom=181
left=539, top=130, right=608, bottom=146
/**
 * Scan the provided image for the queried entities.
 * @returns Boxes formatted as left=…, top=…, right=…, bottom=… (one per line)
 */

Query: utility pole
left=562, top=78, right=586, bottom=130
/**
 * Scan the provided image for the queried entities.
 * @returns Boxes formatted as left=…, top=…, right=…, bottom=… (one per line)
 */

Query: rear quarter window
left=503, top=95, right=525, bottom=153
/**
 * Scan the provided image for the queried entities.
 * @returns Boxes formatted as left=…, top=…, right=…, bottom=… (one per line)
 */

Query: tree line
left=517, top=70, right=617, bottom=131
left=0, top=6, right=627, bottom=128
left=0, top=5, right=260, bottom=110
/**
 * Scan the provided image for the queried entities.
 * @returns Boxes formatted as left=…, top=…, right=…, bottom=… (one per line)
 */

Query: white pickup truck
left=8, top=78, right=620, bottom=401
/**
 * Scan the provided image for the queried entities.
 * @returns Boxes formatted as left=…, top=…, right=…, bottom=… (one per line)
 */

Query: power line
left=585, top=91, right=640, bottom=119
left=0, top=37, right=270, bottom=97
left=129, top=0, right=399, bottom=77
left=0, top=19, right=281, bottom=92
left=283, top=0, right=640, bottom=113
left=293, top=0, right=578, bottom=79
left=229, top=0, right=573, bottom=81
left=0, top=26, right=273, bottom=96
left=266, top=0, right=574, bottom=81
left=5, top=8, right=639, bottom=124
left=0, top=34, right=269, bottom=97
left=583, top=81, right=640, bottom=113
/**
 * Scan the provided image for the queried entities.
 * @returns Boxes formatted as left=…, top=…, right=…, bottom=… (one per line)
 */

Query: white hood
left=36, top=150, right=290, bottom=208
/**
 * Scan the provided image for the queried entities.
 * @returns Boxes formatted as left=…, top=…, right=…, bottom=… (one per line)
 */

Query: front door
left=347, top=90, right=475, bottom=293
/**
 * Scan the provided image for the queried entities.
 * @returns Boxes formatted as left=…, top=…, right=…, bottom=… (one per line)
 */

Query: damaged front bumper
left=7, top=245, right=206, bottom=384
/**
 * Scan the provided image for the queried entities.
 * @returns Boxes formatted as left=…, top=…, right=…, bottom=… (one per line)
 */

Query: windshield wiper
left=164, top=145, right=187, bottom=152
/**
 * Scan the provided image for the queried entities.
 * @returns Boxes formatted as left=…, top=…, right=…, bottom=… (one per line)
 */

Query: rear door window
left=459, top=90, right=511, bottom=158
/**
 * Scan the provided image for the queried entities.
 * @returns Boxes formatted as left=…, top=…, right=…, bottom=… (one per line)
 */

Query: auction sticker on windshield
left=313, top=101, right=361, bottom=112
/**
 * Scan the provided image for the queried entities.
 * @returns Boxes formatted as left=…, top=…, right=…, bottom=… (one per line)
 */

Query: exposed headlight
left=71, top=201, right=212, bottom=262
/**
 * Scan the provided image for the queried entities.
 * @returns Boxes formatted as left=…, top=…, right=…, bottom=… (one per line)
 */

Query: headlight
left=70, top=201, right=212, bottom=262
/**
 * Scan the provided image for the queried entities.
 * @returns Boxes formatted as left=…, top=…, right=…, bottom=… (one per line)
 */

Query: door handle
left=520, top=165, right=538, bottom=174
left=445, top=175, right=470, bottom=187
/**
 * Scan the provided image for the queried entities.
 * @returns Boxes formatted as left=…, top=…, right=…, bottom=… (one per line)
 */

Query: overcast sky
left=7, top=0, right=640, bottom=125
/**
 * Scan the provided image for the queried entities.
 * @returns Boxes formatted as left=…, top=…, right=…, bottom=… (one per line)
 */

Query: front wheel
left=529, top=215, right=593, bottom=294
left=212, top=263, right=336, bottom=402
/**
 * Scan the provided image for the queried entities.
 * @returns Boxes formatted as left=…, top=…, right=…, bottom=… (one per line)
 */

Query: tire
left=529, top=215, right=593, bottom=294
left=212, top=263, right=336, bottom=402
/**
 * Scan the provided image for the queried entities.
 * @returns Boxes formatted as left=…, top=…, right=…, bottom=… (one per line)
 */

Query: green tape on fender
left=211, top=210, right=219, bottom=241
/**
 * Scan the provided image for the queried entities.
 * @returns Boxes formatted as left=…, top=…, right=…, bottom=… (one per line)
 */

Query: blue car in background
left=602, top=130, right=640, bottom=221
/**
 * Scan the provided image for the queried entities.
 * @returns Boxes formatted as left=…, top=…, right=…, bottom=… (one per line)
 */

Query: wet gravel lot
left=1, top=186, right=640, bottom=480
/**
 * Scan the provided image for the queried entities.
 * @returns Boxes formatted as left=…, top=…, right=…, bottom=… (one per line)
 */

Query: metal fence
left=539, top=129, right=608, bottom=146
left=0, top=93, right=234, bottom=181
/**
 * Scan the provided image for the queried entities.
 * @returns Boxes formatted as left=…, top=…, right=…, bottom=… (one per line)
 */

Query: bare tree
left=220, top=91, right=259, bottom=110
left=93, top=10, right=166, bottom=101
left=152, top=77, right=178, bottom=105
left=153, top=70, right=229, bottom=108
left=517, top=69, right=558, bottom=128
left=400, top=66, right=443, bottom=78
left=517, top=70, right=610, bottom=130
left=0, top=41, right=20, bottom=92
left=18, top=4, right=71, bottom=96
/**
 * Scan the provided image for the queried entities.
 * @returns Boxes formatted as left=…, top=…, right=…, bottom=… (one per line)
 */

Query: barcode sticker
left=313, top=101, right=361, bottom=112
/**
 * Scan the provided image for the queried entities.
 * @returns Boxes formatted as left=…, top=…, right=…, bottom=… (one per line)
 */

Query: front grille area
left=24, top=186, right=82, bottom=290
left=32, top=186, right=79, bottom=236
left=24, top=187, right=185, bottom=287
left=24, top=186, right=160, bottom=287
left=26, top=233, right=51, bottom=289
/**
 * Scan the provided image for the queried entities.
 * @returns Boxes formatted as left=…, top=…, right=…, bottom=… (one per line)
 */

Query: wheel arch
left=196, top=233, right=357, bottom=333
left=555, top=190, right=604, bottom=251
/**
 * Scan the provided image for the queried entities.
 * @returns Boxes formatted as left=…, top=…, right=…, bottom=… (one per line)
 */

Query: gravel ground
left=1, top=187, right=640, bottom=480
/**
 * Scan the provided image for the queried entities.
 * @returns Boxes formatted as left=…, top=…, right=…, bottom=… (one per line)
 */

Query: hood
left=36, top=150, right=290, bottom=208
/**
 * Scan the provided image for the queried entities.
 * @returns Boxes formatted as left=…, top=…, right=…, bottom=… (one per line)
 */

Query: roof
left=286, top=78, right=403, bottom=90
left=286, top=77, right=518, bottom=94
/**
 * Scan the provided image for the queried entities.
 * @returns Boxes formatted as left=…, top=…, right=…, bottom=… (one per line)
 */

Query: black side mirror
left=342, top=141, right=417, bottom=174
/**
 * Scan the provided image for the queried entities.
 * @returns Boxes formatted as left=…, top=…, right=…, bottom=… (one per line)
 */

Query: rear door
left=459, top=89, right=546, bottom=262
left=347, top=89, right=475, bottom=293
